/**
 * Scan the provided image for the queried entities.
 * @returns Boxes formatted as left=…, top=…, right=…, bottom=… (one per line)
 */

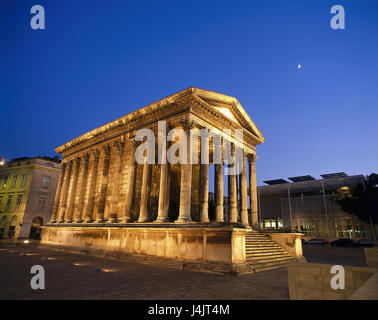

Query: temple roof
left=56, top=87, right=265, bottom=154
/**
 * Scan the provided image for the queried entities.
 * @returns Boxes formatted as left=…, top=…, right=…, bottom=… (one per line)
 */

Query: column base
left=120, top=217, right=133, bottom=223
left=107, top=214, right=117, bottom=223
left=73, top=219, right=83, bottom=224
left=154, top=218, right=171, bottom=223
left=175, top=218, right=193, bottom=223
left=137, top=219, right=151, bottom=223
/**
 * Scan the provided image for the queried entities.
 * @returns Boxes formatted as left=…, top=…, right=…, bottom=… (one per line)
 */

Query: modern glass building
left=258, top=173, right=377, bottom=242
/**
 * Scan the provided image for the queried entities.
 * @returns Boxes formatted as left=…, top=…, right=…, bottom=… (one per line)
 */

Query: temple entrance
left=29, top=216, right=43, bottom=239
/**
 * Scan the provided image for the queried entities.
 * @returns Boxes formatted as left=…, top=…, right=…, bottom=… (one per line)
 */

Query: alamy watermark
left=330, top=265, right=345, bottom=290
left=30, top=265, right=45, bottom=290
left=133, top=121, right=245, bottom=175
left=330, top=5, right=345, bottom=30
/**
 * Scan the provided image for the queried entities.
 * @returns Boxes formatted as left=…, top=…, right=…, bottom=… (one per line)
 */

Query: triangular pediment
left=191, top=88, right=265, bottom=143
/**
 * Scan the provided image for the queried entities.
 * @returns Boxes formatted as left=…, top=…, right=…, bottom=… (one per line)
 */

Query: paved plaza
left=0, top=243, right=367, bottom=300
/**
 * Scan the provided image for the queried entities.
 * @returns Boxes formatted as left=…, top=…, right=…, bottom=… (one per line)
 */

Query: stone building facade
left=41, top=87, right=304, bottom=273
left=0, top=157, right=61, bottom=239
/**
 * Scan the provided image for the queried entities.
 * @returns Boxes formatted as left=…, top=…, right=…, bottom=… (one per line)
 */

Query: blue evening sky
left=0, top=0, right=377, bottom=185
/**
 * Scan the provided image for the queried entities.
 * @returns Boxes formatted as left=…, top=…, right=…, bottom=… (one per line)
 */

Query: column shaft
left=199, top=163, right=209, bottom=222
left=74, top=154, right=89, bottom=223
left=199, top=134, right=209, bottom=223
left=84, top=150, right=100, bottom=222
left=65, top=157, right=81, bottom=223
left=95, top=145, right=110, bottom=223
left=177, top=121, right=193, bottom=223
left=120, top=141, right=136, bottom=223
left=108, top=141, right=124, bottom=223
left=241, top=153, right=249, bottom=227
left=50, top=162, right=66, bottom=223
left=228, top=144, right=238, bottom=223
left=58, top=161, right=73, bottom=223
left=248, top=155, right=258, bottom=227
left=138, top=158, right=150, bottom=222
left=215, top=158, right=224, bottom=222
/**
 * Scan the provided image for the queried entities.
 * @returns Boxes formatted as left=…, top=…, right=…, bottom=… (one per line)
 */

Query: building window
left=15, top=194, right=23, bottom=209
left=5, top=195, right=13, bottom=210
left=41, top=176, right=50, bottom=189
left=38, top=196, right=47, bottom=209
left=11, top=176, right=18, bottom=188
left=21, top=175, right=27, bottom=187
left=0, top=196, right=3, bottom=206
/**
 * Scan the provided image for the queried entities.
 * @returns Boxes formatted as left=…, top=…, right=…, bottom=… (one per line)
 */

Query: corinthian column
left=156, top=129, right=171, bottom=223
left=65, top=157, right=81, bottom=223
left=108, top=140, right=124, bottom=223
left=176, top=119, right=194, bottom=223
left=228, top=143, right=238, bottom=223
left=215, top=137, right=224, bottom=222
left=58, top=160, right=73, bottom=223
left=50, top=162, right=66, bottom=223
left=73, top=153, right=89, bottom=223
left=199, top=134, right=209, bottom=223
left=248, top=154, right=258, bottom=228
left=138, top=156, right=151, bottom=222
left=95, top=144, right=111, bottom=223
left=240, top=152, right=250, bottom=228
left=84, top=150, right=100, bottom=223
left=120, top=138, right=137, bottom=223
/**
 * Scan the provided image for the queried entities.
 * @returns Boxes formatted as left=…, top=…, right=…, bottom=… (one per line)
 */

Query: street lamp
left=0, top=158, right=5, bottom=166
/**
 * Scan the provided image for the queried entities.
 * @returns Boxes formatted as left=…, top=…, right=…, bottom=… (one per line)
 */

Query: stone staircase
left=245, top=230, right=297, bottom=272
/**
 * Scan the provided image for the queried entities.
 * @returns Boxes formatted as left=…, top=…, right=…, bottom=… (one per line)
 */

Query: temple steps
left=245, top=231, right=297, bottom=273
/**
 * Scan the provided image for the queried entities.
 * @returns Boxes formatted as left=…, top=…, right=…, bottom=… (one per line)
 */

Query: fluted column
left=138, top=157, right=151, bottom=222
left=65, top=157, right=81, bottom=223
left=241, top=152, right=250, bottom=227
left=176, top=119, right=193, bottom=223
left=73, top=153, right=89, bottom=223
left=199, top=134, right=209, bottom=223
left=108, top=140, right=124, bottom=223
left=228, top=143, right=238, bottom=223
left=215, top=138, right=224, bottom=222
left=50, top=162, right=66, bottom=223
left=58, top=160, right=73, bottom=223
left=120, top=139, right=137, bottom=223
left=84, top=150, right=100, bottom=223
left=95, top=145, right=111, bottom=223
left=248, top=154, right=258, bottom=227
left=156, top=132, right=171, bottom=223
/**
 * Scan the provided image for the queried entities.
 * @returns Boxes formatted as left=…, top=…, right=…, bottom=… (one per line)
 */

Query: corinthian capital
left=102, top=144, right=111, bottom=159
left=92, top=149, right=100, bottom=161
left=114, top=140, right=125, bottom=153
left=179, top=118, right=195, bottom=132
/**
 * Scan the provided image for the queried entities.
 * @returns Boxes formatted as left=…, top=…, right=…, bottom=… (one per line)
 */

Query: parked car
left=306, top=238, right=328, bottom=245
left=354, top=239, right=374, bottom=247
left=330, top=238, right=357, bottom=247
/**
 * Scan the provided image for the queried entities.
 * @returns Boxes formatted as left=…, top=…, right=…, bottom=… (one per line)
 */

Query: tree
left=336, top=173, right=378, bottom=225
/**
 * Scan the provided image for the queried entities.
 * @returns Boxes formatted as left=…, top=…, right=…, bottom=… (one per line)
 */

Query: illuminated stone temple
left=42, top=87, right=304, bottom=274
